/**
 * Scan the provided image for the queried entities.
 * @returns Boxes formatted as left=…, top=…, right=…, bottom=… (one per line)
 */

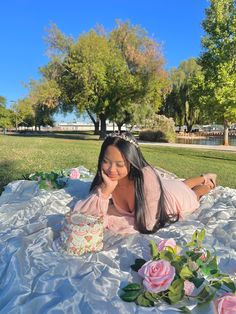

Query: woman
left=73, top=132, right=216, bottom=234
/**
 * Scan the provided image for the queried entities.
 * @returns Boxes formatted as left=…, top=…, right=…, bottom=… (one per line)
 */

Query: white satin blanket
left=0, top=171, right=236, bottom=314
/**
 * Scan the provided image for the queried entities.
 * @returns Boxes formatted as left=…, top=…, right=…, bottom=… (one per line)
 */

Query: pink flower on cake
left=214, top=293, right=236, bottom=314
left=138, top=260, right=175, bottom=293
left=69, top=168, right=80, bottom=179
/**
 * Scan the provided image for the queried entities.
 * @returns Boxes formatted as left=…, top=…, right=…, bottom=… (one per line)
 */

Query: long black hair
left=90, top=132, right=178, bottom=234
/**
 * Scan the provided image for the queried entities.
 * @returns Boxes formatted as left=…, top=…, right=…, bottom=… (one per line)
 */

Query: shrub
left=139, top=115, right=176, bottom=143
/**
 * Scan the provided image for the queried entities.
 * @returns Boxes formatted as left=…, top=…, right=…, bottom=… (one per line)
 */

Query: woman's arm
left=73, top=171, right=118, bottom=217
left=73, top=187, right=110, bottom=217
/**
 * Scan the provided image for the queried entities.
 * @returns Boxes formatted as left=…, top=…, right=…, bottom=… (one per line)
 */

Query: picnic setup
left=0, top=166, right=235, bottom=313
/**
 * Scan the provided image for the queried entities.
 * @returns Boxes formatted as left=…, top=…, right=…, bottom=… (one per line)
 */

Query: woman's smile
left=102, top=145, right=129, bottom=181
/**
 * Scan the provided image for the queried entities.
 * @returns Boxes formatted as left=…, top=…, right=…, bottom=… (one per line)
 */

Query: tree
left=42, top=22, right=169, bottom=136
left=12, top=98, right=35, bottom=129
left=199, top=0, right=236, bottom=145
left=163, top=59, right=204, bottom=132
left=109, top=21, right=169, bottom=130
left=43, top=27, right=111, bottom=135
left=0, top=96, right=14, bottom=132
left=68, top=29, right=131, bottom=137
left=25, top=79, right=60, bottom=130
left=0, top=96, right=6, bottom=107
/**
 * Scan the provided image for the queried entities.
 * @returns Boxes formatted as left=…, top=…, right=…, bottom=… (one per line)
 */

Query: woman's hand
left=100, top=170, right=118, bottom=198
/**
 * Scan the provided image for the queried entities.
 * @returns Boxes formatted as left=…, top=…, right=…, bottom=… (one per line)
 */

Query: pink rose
left=184, top=280, right=195, bottom=296
left=138, top=260, right=175, bottom=293
left=69, top=168, right=80, bottom=180
left=157, top=238, right=177, bottom=251
left=214, top=294, right=236, bottom=314
left=200, top=252, right=207, bottom=262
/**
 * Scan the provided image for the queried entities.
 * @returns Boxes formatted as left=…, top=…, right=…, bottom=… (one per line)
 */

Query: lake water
left=176, top=136, right=236, bottom=146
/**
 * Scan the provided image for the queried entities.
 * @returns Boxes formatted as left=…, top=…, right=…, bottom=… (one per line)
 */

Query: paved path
left=138, top=141, right=236, bottom=152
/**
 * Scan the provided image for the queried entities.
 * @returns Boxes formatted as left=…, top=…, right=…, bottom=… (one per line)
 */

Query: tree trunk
left=86, top=108, right=100, bottom=135
left=117, top=123, right=123, bottom=133
left=223, top=119, right=229, bottom=146
left=15, top=116, right=18, bottom=131
left=99, top=114, right=107, bottom=139
left=184, top=101, right=193, bottom=133
left=186, top=123, right=192, bottom=133
left=94, top=121, right=99, bottom=135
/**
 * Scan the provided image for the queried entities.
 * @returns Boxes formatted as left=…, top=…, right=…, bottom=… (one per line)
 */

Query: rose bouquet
left=25, top=166, right=92, bottom=190
left=27, top=170, right=67, bottom=190
left=120, top=229, right=236, bottom=312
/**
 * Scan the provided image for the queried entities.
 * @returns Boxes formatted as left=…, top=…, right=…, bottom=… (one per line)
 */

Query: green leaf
left=197, top=286, right=215, bottom=303
left=131, top=258, right=146, bottom=272
left=144, top=291, right=160, bottom=302
left=206, top=250, right=211, bottom=260
left=159, top=250, right=174, bottom=262
left=149, top=240, right=159, bottom=259
left=168, top=290, right=184, bottom=304
left=196, top=258, right=204, bottom=268
left=189, top=251, right=203, bottom=261
left=48, top=173, right=55, bottom=180
left=185, top=241, right=197, bottom=247
left=216, top=273, right=232, bottom=278
left=165, top=246, right=177, bottom=255
left=171, top=261, right=183, bottom=274
left=210, top=269, right=218, bottom=275
left=135, top=294, right=154, bottom=307
left=209, top=280, right=221, bottom=290
left=122, top=283, right=142, bottom=292
left=120, top=290, right=140, bottom=302
left=39, top=181, right=50, bottom=190
left=168, top=279, right=184, bottom=294
left=41, top=173, right=46, bottom=180
left=208, top=255, right=218, bottom=269
left=200, top=255, right=218, bottom=276
left=192, top=230, right=198, bottom=241
left=222, top=277, right=236, bottom=292
left=198, top=229, right=205, bottom=242
left=174, top=254, right=185, bottom=262
left=191, top=277, right=205, bottom=288
left=179, top=266, right=193, bottom=279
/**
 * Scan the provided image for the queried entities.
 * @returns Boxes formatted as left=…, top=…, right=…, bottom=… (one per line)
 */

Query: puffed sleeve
left=73, top=187, right=110, bottom=217
left=142, top=167, right=161, bottom=231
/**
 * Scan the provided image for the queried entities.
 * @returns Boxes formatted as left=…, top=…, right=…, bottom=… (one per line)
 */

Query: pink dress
left=73, top=166, right=199, bottom=234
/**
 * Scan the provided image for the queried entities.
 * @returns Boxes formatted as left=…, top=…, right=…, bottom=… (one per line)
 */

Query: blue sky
left=0, top=0, right=209, bottom=122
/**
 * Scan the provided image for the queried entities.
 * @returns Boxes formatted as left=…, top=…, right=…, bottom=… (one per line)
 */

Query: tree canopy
left=163, top=58, right=204, bottom=132
left=41, top=21, right=169, bottom=136
left=0, top=96, right=14, bottom=130
left=199, top=0, right=236, bottom=144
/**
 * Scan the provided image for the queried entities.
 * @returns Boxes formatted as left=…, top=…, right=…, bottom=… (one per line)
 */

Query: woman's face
left=101, top=145, right=130, bottom=181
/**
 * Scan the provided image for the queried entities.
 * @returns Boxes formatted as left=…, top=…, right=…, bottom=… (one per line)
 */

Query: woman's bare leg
left=184, top=173, right=217, bottom=189
left=183, top=176, right=205, bottom=189
left=183, top=174, right=217, bottom=200
left=192, top=185, right=211, bottom=200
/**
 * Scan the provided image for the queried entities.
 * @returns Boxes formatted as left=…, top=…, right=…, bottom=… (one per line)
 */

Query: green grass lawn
left=0, top=134, right=235, bottom=194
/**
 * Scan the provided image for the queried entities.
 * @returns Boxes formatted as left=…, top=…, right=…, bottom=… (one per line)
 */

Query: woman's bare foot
left=203, top=173, right=217, bottom=189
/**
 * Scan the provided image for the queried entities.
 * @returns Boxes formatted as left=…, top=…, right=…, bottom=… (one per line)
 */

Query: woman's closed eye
left=116, top=162, right=125, bottom=168
left=103, top=158, right=125, bottom=168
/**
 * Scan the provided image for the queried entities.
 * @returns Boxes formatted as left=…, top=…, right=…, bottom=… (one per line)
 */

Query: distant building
left=53, top=122, right=127, bottom=131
